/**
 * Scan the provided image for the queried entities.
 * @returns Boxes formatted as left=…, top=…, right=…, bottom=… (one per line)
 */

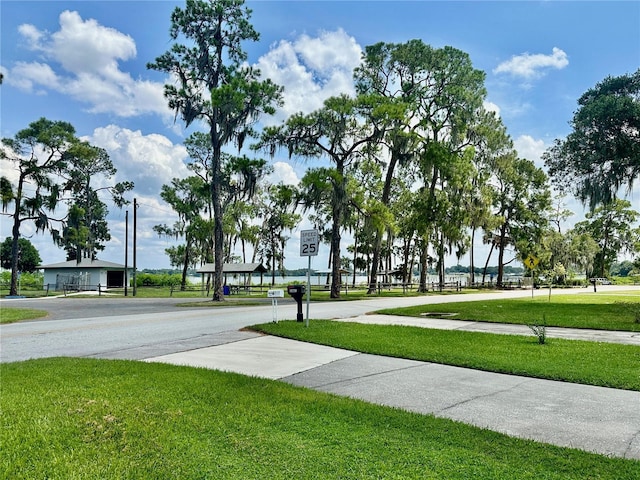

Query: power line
left=134, top=201, right=177, bottom=216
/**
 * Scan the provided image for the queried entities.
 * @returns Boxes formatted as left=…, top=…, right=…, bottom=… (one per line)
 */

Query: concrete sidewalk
left=337, top=314, right=640, bottom=345
left=145, top=316, right=640, bottom=460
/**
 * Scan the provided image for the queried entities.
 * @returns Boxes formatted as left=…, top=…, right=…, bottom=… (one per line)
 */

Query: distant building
left=40, top=259, right=129, bottom=291
left=196, top=263, right=267, bottom=286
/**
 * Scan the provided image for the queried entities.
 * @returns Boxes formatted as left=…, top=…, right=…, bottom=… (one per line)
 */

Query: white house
left=40, top=259, right=129, bottom=291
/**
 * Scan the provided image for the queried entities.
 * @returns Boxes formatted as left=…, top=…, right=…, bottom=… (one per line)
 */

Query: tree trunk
left=402, top=238, right=411, bottom=285
left=330, top=164, right=347, bottom=299
left=367, top=234, right=383, bottom=293
left=211, top=133, right=225, bottom=301
left=438, top=230, right=445, bottom=289
left=330, top=216, right=342, bottom=298
left=469, top=228, right=476, bottom=286
left=368, top=155, right=398, bottom=293
left=496, top=224, right=507, bottom=287
left=180, top=238, right=191, bottom=290
left=351, top=220, right=358, bottom=287
left=9, top=177, right=25, bottom=296
left=9, top=215, right=21, bottom=297
left=482, top=241, right=495, bottom=285
left=417, top=246, right=428, bottom=293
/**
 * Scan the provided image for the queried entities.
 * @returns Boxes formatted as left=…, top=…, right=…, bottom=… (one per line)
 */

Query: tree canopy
left=57, top=141, right=133, bottom=261
left=0, top=237, right=41, bottom=273
left=148, top=0, right=283, bottom=300
left=544, top=69, right=640, bottom=209
left=258, top=94, right=383, bottom=298
left=1, top=118, right=77, bottom=295
left=574, top=199, right=640, bottom=278
left=1, top=117, right=129, bottom=295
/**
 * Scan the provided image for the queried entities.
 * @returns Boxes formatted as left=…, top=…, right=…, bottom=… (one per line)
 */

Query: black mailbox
left=287, top=285, right=306, bottom=322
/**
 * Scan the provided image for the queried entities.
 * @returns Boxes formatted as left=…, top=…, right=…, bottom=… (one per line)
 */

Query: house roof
left=39, top=259, right=127, bottom=270
left=196, top=262, right=267, bottom=274
left=376, top=269, right=403, bottom=276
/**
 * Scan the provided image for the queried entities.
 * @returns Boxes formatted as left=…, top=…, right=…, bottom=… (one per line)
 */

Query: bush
left=528, top=316, right=548, bottom=344
left=0, top=271, right=43, bottom=289
left=135, top=273, right=187, bottom=287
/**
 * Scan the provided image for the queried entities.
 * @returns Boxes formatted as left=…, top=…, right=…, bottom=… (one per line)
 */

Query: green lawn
left=377, top=291, right=640, bottom=331
left=0, top=307, right=48, bottom=324
left=253, top=320, right=640, bottom=391
left=107, top=285, right=469, bottom=300
left=2, top=358, right=637, bottom=479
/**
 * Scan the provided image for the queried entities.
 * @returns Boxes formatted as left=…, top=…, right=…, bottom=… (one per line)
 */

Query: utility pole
left=133, top=198, right=137, bottom=296
left=124, top=210, right=128, bottom=297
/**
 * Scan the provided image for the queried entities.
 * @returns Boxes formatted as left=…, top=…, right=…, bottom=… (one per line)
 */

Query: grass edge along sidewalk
left=1, top=358, right=638, bottom=479
left=253, top=320, right=640, bottom=391
left=375, top=291, right=640, bottom=331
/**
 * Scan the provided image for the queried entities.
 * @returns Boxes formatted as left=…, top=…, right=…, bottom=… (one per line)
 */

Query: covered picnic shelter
left=196, top=262, right=268, bottom=288
left=315, top=268, right=351, bottom=285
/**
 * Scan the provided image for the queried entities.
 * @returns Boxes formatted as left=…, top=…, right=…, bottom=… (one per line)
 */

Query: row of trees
left=152, top=131, right=300, bottom=289
left=0, top=119, right=133, bottom=296
left=2, top=0, right=637, bottom=300
left=150, top=1, right=639, bottom=299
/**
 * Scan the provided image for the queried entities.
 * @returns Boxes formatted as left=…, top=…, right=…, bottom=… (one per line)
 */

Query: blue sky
left=1, top=1, right=639, bottom=271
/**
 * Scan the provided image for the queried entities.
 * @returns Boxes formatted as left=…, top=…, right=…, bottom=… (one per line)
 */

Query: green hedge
left=0, top=271, right=44, bottom=289
left=134, top=272, right=189, bottom=287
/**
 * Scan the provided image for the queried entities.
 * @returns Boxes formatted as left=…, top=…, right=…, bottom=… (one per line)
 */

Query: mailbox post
left=267, top=289, right=284, bottom=323
left=287, top=285, right=306, bottom=322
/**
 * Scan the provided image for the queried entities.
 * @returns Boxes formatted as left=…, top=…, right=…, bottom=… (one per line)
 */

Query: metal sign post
left=306, top=256, right=311, bottom=326
left=524, top=254, right=539, bottom=299
left=300, top=229, right=319, bottom=327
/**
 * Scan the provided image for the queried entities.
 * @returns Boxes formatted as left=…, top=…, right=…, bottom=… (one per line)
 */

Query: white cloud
left=294, top=29, right=362, bottom=74
left=494, top=47, right=568, bottom=79
left=80, top=125, right=191, bottom=268
left=267, top=161, right=300, bottom=186
left=511, top=135, right=583, bottom=228
left=483, top=100, right=501, bottom=117
left=6, top=18, right=364, bottom=127
left=513, top=134, right=547, bottom=167
left=0, top=127, right=188, bottom=268
left=17, top=23, right=43, bottom=48
left=6, top=11, right=168, bottom=118
left=103, top=193, right=182, bottom=267
left=256, top=29, right=362, bottom=123
left=7, top=62, right=60, bottom=93
left=85, top=125, right=190, bottom=196
left=51, top=11, right=136, bottom=75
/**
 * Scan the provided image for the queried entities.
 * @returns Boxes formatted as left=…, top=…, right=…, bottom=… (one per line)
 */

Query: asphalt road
left=0, top=289, right=533, bottom=362
left=0, top=286, right=635, bottom=364
left=0, top=295, right=271, bottom=321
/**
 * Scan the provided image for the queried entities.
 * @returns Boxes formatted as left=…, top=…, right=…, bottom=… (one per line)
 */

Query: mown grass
left=377, top=291, right=640, bottom=331
left=253, top=320, right=640, bottom=391
left=109, top=285, right=469, bottom=301
left=0, top=288, right=49, bottom=299
left=0, top=307, right=48, bottom=324
left=2, top=358, right=637, bottom=479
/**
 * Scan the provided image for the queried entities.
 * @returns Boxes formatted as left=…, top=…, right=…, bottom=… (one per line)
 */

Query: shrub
left=135, top=273, right=186, bottom=287
left=528, top=315, right=547, bottom=344
left=0, top=271, right=43, bottom=289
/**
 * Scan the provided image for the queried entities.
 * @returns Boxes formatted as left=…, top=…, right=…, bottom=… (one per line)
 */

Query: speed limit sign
left=300, top=229, right=319, bottom=257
